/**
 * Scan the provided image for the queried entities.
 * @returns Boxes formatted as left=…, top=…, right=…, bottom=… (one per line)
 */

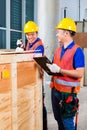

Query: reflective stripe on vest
left=50, top=77, right=54, bottom=88
left=50, top=44, right=81, bottom=93
left=54, top=78, right=80, bottom=87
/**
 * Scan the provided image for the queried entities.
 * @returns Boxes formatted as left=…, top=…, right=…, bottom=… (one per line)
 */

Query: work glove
left=46, top=63, right=61, bottom=73
left=16, top=39, right=23, bottom=45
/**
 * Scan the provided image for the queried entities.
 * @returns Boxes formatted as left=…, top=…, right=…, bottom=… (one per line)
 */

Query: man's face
left=26, top=32, right=38, bottom=43
left=56, top=29, right=66, bottom=44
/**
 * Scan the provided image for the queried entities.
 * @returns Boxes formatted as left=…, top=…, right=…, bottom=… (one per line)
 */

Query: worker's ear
left=64, top=31, right=67, bottom=37
left=64, top=30, right=70, bottom=37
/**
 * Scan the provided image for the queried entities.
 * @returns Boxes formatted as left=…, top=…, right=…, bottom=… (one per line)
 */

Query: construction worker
left=47, top=18, right=85, bottom=130
left=24, top=21, right=44, bottom=55
left=24, top=21, right=48, bottom=130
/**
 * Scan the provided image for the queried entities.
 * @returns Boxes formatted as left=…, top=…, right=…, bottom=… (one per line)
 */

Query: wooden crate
left=0, top=51, right=42, bottom=130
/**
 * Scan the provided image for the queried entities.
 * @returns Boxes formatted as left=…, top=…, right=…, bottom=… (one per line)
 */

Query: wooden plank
left=76, top=21, right=87, bottom=32
left=34, top=69, right=43, bottom=130
left=73, top=32, right=87, bottom=48
left=0, top=64, right=11, bottom=92
left=0, top=64, right=12, bottom=130
left=76, top=22, right=83, bottom=32
left=17, top=61, right=36, bottom=88
left=11, top=62, right=18, bottom=130
left=0, top=53, right=41, bottom=64
left=0, top=92, right=12, bottom=130
left=17, top=62, right=42, bottom=130
left=17, top=84, right=35, bottom=130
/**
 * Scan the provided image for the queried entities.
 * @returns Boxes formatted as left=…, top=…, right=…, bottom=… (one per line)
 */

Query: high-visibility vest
left=26, top=39, right=44, bottom=87
left=50, top=44, right=81, bottom=93
left=26, top=39, right=44, bottom=52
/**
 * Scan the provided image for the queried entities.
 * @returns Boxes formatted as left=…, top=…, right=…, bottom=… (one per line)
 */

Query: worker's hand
left=16, top=39, right=23, bottom=45
left=46, top=63, right=61, bottom=73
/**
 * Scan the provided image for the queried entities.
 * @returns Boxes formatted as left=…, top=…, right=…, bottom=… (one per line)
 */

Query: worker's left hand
left=46, top=63, right=61, bottom=73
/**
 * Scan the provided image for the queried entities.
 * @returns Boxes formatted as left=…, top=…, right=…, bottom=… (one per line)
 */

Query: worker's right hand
left=16, top=39, right=23, bottom=45
left=46, top=63, right=61, bottom=73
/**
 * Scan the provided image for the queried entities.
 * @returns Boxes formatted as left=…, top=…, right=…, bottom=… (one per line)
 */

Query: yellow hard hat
left=24, top=21, right=38, bottom=33
left=55, top=18, right=76, bottom=32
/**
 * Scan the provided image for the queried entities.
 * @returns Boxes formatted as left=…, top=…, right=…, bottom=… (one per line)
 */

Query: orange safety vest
left=26, top=39, right=44, bottom=82
left=50, top=44, right=81, bottom=94
left=26, top=39, right=44, bottom=53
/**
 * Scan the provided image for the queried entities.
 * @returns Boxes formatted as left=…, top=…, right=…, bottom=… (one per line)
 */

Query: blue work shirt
left=28, top=37, right=44, bottom=55
left=60, top=41, right=85, bottom=69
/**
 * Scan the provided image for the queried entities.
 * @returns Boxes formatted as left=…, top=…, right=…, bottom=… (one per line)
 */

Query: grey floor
left=47, top=87, right=87, bottom=130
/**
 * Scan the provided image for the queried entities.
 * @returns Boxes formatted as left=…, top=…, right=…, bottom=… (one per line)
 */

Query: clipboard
left=33, top=56, right=62, bottom=76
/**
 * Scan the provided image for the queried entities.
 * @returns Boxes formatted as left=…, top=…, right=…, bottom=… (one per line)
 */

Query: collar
left=28, top=38, right=40, bottom=49
left=62, top=41, right=75, bottom=51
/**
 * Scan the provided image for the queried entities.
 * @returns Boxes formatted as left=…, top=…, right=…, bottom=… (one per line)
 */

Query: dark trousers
left=51, top=88, right=65, bottom=130
left=43, top=104, right=48, bottom=130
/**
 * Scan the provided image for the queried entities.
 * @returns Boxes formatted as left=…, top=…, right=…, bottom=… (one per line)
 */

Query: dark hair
left=69, top=30, right=76, bottom=36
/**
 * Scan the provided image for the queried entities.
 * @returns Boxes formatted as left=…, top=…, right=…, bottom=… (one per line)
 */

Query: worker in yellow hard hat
left=24, top=21, right=44, bottom=55
left=55, top=17, right=76, bottom=32
left=24, top=20, right=48, bottom=130
left=47, top=18, right=85, bottom=130
left=24, top=21, right=38, bottom=33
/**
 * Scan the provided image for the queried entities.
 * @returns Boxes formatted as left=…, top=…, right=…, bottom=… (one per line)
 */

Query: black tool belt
left=59, top=92, right=79, bottom=118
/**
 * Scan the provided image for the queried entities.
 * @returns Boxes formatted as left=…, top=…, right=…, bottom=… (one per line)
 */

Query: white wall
left=80, top=0, right=87, bottom=20
left=36, top=0, right=60, bottom=112
left=60, top=0, right=87, bottom=21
